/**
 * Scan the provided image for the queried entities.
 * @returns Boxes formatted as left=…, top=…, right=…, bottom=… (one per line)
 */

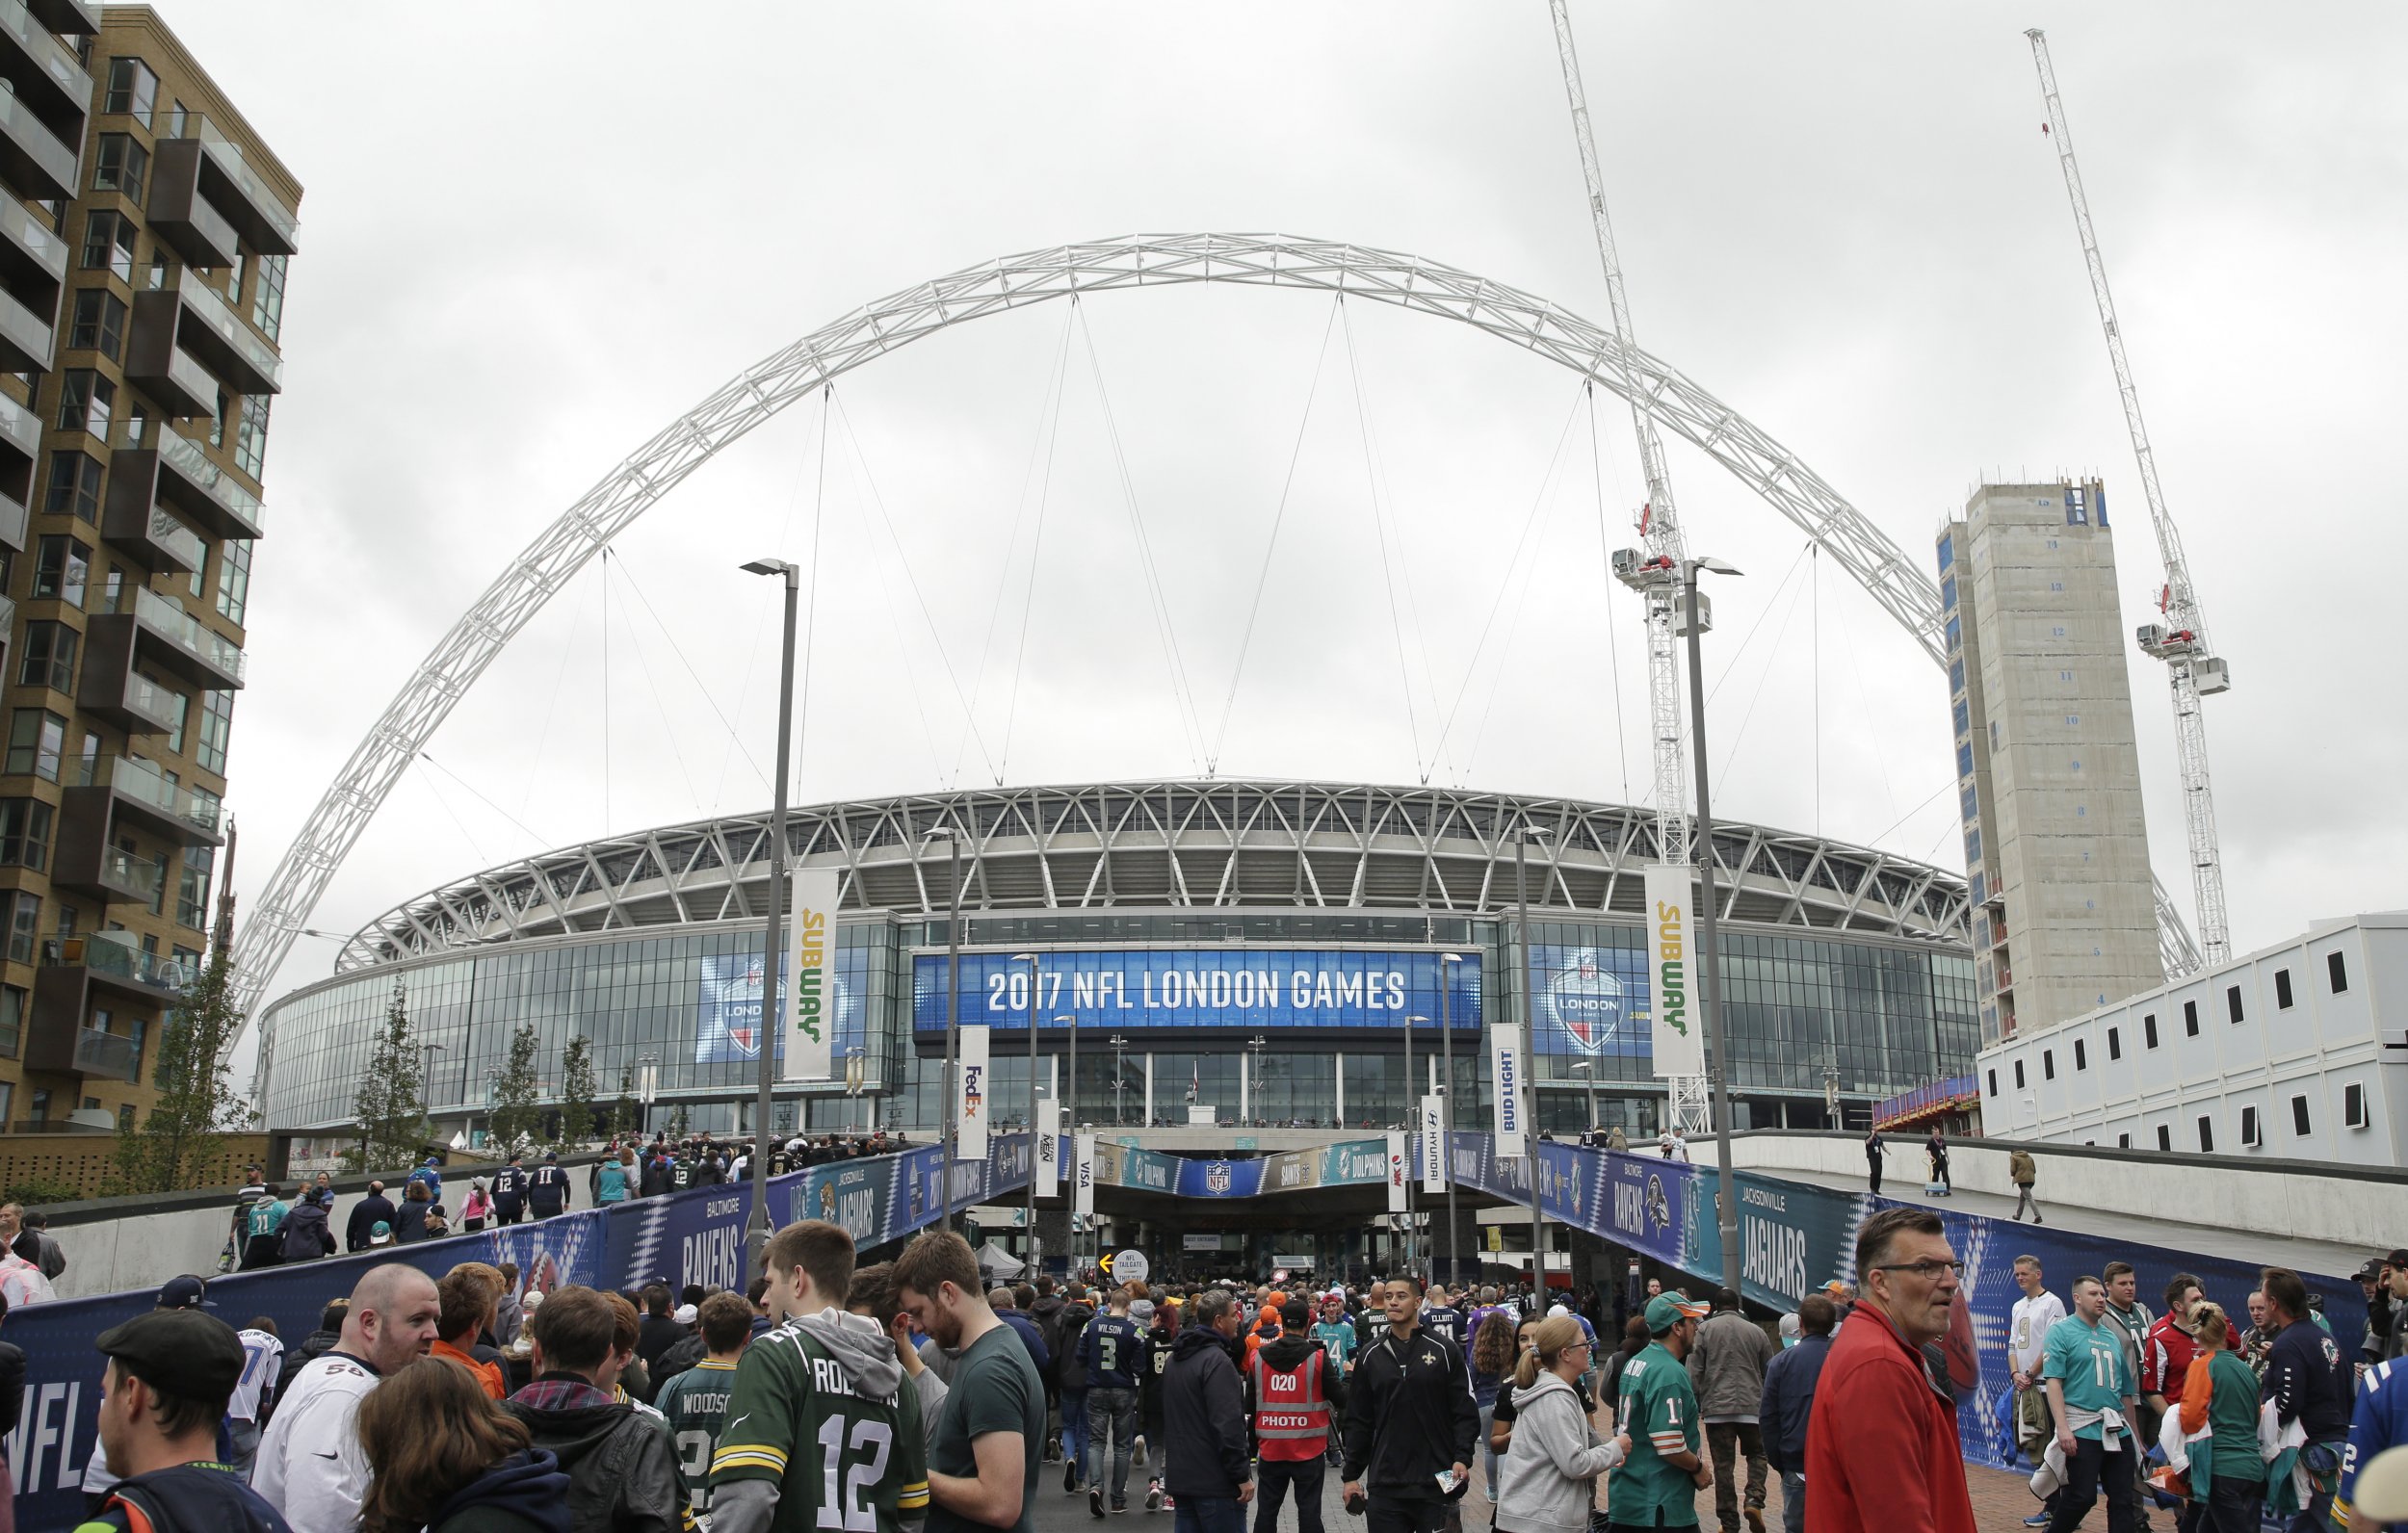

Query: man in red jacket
left=1801, top=1207, right=1976, bottom=1533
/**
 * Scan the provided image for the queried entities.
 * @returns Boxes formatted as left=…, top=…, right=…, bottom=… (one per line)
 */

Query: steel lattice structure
left=234, top=232, right=2203, bottom=1096
left=334, top=781, right=1972, bottom=965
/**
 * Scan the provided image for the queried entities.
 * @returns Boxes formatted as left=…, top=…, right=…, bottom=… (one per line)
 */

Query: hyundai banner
left=782, top=867, right=840, bottom=1081
left=1643, top=864, right=1705, bottom=1078
left=1419, top=1095, right=1446, bottom=1192
left=912, top=948, right=1482, bottom=1034
left=955, top=1026, right=990, bottom=1161
left=1490, top=1025, right=1526, bottom=1156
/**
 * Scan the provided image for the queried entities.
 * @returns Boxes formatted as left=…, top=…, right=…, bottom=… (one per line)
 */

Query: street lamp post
left=1680, top=555, right=1747, bottom=1296
left=1571, top=1061, right=1598, bottom=1138
left=926, top=825, right=964, bottom=1233
left=1109, top=1034, right=1129, bottom=1126
left=739, top=556, right=801, bottom=1283
left=1439, top=951, right=1463, bottom=1286
left=1010, top=953, right=1042, bottom=1261
left=1246, top=1035, right=1266, bottom=1127
left=1513, top=824, right=1549, bottom=1295
left=635, top=1052, right=659, bottom=1138
left=1058, top=1014, right=1078, bottom=1266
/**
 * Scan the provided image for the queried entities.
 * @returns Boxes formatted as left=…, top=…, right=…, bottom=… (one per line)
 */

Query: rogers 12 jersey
left=711, top=1315, right=929, bottom=1533
left=655, top=1358, right=739, bottom=1516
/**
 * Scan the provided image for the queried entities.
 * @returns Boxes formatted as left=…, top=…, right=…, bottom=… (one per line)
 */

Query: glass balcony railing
left=0, top=281, right=51, bottom=370
left=80, top=753, right=221, bottom=835
left=184, top=116, right=299, bottom=249
left=42, top=934, right=197, bottom=990
left=92, top=845, right=163, bottom=900
left=0, top=84, right=75, bottom=199
left=118, top=670, right=183, bottom=733
left=175, top=274, right=281, bottom=391
left=133, top=585, right=246, bottom=683
left=142, top=505, right=206, bottom=572
left=72, top=1026, right=138, bottom=1080
left=0, top=0, right=91, bottom=109
left=0, top=388, right=35, bottom=460
left=156, top=429, right=265, bottom=534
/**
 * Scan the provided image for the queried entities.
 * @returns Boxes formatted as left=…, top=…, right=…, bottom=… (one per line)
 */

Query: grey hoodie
left=1495, top=1372, right=1623, bottom=1533
left=716, top=1312, right=925, bottom=1533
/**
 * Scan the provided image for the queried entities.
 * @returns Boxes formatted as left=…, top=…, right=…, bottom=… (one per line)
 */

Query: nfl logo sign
left=1206, top=1161, right=1233, bottom=1193
left=1548, top=948, right=1624, bottom=1052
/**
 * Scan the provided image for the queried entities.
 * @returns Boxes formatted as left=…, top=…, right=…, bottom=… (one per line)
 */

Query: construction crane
left=1546, top=0, right=1694, bottom=875
left=2027, top=30, right=2232, bottom=970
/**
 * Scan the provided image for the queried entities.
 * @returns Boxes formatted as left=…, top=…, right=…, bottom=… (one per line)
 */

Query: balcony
left=162, top=276, right=280, bottom=396
left=0, top=196, right=64, bottom=314
left=99, top=472, right=207, bottom=576
left=124, top=291, right=221, bottom=420
left=144, top=152, right=239, bottom=269
left=52, top=837, right=163, bottom=905
left=23, top=969, right=143, bottom=1080
left=127, top=432, right=265, bottom=541
left=0, top=278, right=54, bottom=375
left=41, top=933, right=193, bottom=1001
left=63, top=753, right=222, bottom=849
left=23, top=0, right=96, bottom=36
left=0, top=79, right=75, bottom=202
left=75, top=637, right=185, bottom=736
left=0, top=0, right=90, bottom=152
left=86, top=585, right=247, bottom=692
left=151, top=117, right=298, bottom=257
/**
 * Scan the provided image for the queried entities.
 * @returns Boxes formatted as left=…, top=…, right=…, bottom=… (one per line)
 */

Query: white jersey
left=230, top=1328, right=285, bottom=1422
left=2009, top=1289, right=2066, bottom=1374
left=0, top=1255, right=53, bottom=1309
left=252, top=1351, right=380, bottom=1531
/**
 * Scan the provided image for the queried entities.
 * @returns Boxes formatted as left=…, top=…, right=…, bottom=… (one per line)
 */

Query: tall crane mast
left=2026, top=30, right=2233, bottom=969
left=1546, top=0, right=1693, bottom=870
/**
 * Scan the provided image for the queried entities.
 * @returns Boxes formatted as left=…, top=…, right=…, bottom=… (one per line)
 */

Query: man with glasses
left=2043, top=1276, right=2140, bottom=1533
left=1800, top=1206, right=1976, bottom=1533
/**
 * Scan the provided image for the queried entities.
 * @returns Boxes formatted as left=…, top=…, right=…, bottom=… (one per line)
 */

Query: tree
left=486, top=1022, right=544, bottom=1159
left=342, top=980, right=428, bottom=1173
left=112, top=944, right=248, bottom=1193
left=612, top=1067, right=641, bottom=1142
left=557, top=1035, right=598, bottom=1150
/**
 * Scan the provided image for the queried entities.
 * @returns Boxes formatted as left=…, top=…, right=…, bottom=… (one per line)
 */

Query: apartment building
left=0, top=2, right=297, bottom=1130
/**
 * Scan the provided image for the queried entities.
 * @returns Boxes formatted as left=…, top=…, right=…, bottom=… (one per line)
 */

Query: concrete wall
left=1699, top=1130, right=2408, bottom=1254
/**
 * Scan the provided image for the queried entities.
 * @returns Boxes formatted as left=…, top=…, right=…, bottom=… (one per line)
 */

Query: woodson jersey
left=656, top=1358, right=739, bottom=1515
left=712, top=1320, right=929, bottom=1533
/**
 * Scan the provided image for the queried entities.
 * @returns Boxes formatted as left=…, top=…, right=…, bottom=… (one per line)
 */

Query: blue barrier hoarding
left=912, top=948, right=1483, bottom=1034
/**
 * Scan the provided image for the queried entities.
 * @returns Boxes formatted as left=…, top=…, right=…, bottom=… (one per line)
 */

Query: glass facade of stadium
left=257, top=784, right=1979, bottom=1153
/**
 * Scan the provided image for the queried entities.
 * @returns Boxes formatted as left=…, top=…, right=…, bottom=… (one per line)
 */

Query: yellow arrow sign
left=1099, top=1252, right=1115, bottom=1278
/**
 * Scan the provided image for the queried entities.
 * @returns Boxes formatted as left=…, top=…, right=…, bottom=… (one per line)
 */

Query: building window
left=1945, top=614, right=1960, bottom=651
left=249, top=252, right=289, bottom=343
left=147, top=249, right=169, bottom=291
left=2074, top=1038, right=2087, bottom=1071
left=2116, top=1132, right=2131, bottom=1149
left=2107, top=1026, right=2121, bottom=1060
left=32, top=535, right=91, bottom=606
left=163, top=687, right=190, bottom=754
left=177, top=839, right=215, bottom=929
left=2197, top=1116, right=2214, bottom=1154
left=2013, top=1059, right=2026, bottom=1089
left=2330, top=952, right=2350, bottom=994
left=208, top=388, right=225, bottom=448
left=1953, top=698, right=1970, bottom=738
left=0, top=984, right=19, bottom=1057
left=1950, top=657, right=1964, bottom=694
left=1985, top=1068, right=1997, bottom=1097
left=0, top=799, right=53, bottom=871
left=2227, top=985, right=2244, bottom=1025
left=5, top=709, right=66, bottom=780
left=234, top=393, right=270, bottom=481
left=214, top=542, right=250, bottom=627
left=17, top=622, right=76, bottom=692
left=0, top=892, right=33, bottom=964
left=2143, top=1013, right=2159, bottom=1049
left=2240, top=1105, right=2262, bottom=1148
left=2042, top=1050, right=2055, bottom=1080
left=55, top=371, right=115, bottom=440
left=1941, top=574, right=1957, bottom=611
left=80, top=211, right=137, bottom=282
left=2276, top=970, right=2293, bottom=1009
left=102, top=58, right=159, bottom=126
left=196, top=689, right=233, bottom=774
left=66, top=290, right=128, bottom=360
left=2155, top=1125, right=2171, bottom=1152
left=42, top=451, right=102, bottom=522
left=226, top=251, right=244, bottom=305
left=2346, top=1082, right=2369, bottom=1130
left=92, top=135, right=148, bottom=203
left=2293, top=1095, right=2313, bottom=1137
left=2183, top=1000, right=2200, bottom=1036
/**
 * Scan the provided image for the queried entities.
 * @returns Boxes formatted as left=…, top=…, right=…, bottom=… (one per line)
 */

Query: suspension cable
left=608, top=544, right=771, bottom=797
left=515, top=564, right=591, bottom=823
left=1335, top=296, right=1433, bottom=781
left=998, top=298, right=1081, bottom=784
left=412, top=755, right=490, bottom=867
left=710, top=388, right=828, bottom=811
left=420, top=750, right=552, bottom=847
left=1713, top=546, right=1816, bottom=790
left=597, top=554, right=702, bottom=809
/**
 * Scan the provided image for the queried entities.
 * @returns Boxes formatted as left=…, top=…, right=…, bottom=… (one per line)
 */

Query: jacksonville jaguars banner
left=1489, top=1025, right=1526, bottom=1156
left=955, top=1025, right=990, bottom=1161
left=1642, top=864, right=1705, bottom=1078
left=782, top=867, right=841, bottom=1081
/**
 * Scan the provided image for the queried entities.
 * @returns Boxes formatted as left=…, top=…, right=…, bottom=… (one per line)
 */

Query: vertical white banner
left=1490, top=1026, right=1526, bottom=1158
left=1385, top=1130, right=1408, bottom=1212
left=1645, top=864, right=1706, bottom=1079
left=1034, top=1100, right=1060, bottom=1196
left=1419, top=1094, right=1447, bottom=1192
left=955, top=1025, right=990, bottom=1161
left=1073, top=1133, right=1097, bottom=1219
left=782, top=867, right=841, bottom=1081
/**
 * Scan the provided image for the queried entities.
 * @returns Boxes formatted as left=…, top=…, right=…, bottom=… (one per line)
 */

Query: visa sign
left=1490, top=1025, right=1525, bottom=1157
left=1645, top=864, right=1705, bottom=1079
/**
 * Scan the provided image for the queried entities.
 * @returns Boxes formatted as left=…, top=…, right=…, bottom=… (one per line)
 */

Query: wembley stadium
left=257, top=779, right=1979, bottom=1155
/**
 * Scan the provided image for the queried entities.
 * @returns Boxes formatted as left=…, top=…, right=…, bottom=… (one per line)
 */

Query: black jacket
left=1342, top=1322, right=1480, bottom=1492
left=1164, top=1327, right=1250, bottom=1498
left=1758, top=1331, right=1831, bottom=1471
left=636, top=1313, right=688, bottom=1371
left=346, top=1193, right=396, bottom=1251
left=504, top=1378, right=685, bottom=1533
left=394, top=1198, right=434, bottom=1243
left=278, top=1197, right=335, bottom=1260
left=0, top=1339, right=22, bottom=1437
left=651, top=1332, right=708, bottom=1393
left=428, top=1448, right=572, bottom=1533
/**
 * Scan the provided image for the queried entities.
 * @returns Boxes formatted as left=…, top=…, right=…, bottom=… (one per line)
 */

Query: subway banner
left=782, top=867, right=841, bottom=1081
left=0, top=1135, right=1030, bottom=1531
left=1642, top=865, right=1705, bottom=1078
left=911, top=948, right=1483, bottom=1034
left=955, top=1025, right=990, bottom=1161
left=1489, top=1025, right=1526, bottom=1156
left=1449, top=1132, right=2364, bottom=1479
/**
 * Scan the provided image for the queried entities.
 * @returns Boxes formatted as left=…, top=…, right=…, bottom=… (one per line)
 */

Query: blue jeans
left=1175, top=1495, right=1246, bottom=1533
left=1779, top=1469, right=1804, bottom=1533
left=1087, top=1387, right=1138, bottom=1504
left=1062, top=1390, right=1090, bottom=1480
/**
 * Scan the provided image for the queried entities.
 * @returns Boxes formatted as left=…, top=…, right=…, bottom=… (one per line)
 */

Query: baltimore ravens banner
left=1419, top=1095, right=1447, bottom=1193
left=783, top=868, right=841, bottom=1081
left=1034, top=1099, right=1060, bottom=1195
left=1644, top=864, right=1706, bottom=1078
left=1385, top=1130, right=1408, bottom=1211
left=1490, top=1025, right=1526, bottom=1156
left=955, top=1026, right=990, bottom=1161
left=1073, top=1132, right=1097, bottom=1219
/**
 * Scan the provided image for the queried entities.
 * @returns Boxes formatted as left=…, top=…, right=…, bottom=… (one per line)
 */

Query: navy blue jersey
left=1080, top=1314, right=1148, bottom=1390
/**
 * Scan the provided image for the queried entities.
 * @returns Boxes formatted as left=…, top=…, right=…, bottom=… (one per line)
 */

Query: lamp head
left=740, top=558, right=798, bottom=579
left=1693, top=556, right=1743, bottom=578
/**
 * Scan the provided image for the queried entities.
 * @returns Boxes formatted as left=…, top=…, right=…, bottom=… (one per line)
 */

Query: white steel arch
left=233, top=232, right=2200, bottom=1086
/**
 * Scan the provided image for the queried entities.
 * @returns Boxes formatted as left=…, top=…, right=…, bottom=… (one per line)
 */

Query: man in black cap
left=530, top=1149, right=570, bottom=1220
left=84, top=1309, right=293, bottom=1531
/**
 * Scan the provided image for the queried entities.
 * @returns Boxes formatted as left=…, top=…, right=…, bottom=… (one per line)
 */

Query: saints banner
left=782, top=867, right=841, bottom=1080
left=955, top=1026, right=989, bottom=1161
left=1644, top=864, right=1706, bottom=1078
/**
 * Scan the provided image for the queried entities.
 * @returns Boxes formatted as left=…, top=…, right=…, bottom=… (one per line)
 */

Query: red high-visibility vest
left=1250, top=1347, right=1332, bottom=1462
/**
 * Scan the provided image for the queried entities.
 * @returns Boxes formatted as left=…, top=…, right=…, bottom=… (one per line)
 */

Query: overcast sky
left=170, top=3, right=2407, bottom=1029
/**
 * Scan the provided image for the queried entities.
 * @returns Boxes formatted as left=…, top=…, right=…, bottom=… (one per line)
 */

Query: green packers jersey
left=657, top=1359, right=741, bottom=1514
left=711, top=1319, right=929, bottom=1533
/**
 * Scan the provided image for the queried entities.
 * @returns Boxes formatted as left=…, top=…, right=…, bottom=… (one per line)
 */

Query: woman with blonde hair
left=357, top=1357, right=568, bottom=1533
left=1495, top=1314, right=1630, bottom=1533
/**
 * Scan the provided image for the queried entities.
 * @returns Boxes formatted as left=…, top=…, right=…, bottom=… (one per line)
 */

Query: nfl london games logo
left=729, top=959, right=767, bottom=1056
left=1548, top=948, right=1624, bottom=1052
left=1206, top=1162, right=1233, bottom=1193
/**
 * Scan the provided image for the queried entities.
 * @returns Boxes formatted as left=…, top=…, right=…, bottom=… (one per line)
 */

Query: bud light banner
left=696, top=943, right=868, bottom=1067
left=782, top=868, right=841, bottom=1081
left=912, top=948, right=1482, bottom=1036
left=1490, top=1025, right=1526, bottom=1156
left=1643, top=864, right=1705, bottom=1078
